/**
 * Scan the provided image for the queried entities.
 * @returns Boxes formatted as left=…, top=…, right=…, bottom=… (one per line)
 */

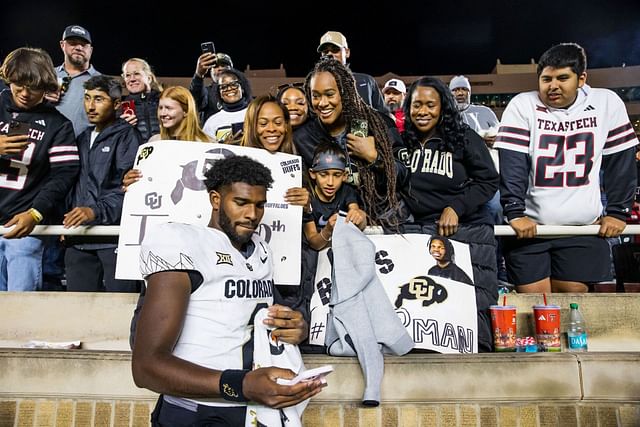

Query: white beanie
left=449, top=75, right=471, bottom=91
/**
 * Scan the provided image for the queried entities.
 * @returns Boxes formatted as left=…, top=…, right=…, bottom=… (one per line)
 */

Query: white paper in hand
left=276, top=365, right=333, bottom=385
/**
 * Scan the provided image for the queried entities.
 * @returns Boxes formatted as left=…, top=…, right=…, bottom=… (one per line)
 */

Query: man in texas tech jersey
left=0, top=47, right=79, bottom=291
left=495, top=43, right=638, bottom=293
left=132, top=156, right=323, bottom=426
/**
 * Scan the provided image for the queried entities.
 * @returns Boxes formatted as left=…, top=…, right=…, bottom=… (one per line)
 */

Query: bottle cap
left=570, top=303, right=578, bottom=309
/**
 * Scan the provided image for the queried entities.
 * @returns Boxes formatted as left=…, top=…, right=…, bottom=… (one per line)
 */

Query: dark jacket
left=353, top=72, right=389, bottom=116
left=69, top=119, right=142, bottom=226
left=293, top=113, right=402, bottom=169
left=123, top=90, right=160, bottom=142
left=189, top=74, right=221, bottom=124
left=0, top=89, right=79, bottom=224
left=396, top=128, right=499, bottom=225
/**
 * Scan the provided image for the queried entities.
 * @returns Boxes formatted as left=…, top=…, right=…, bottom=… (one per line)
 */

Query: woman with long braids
left=396, top=76, right=499, bottom=352
left=293, top=56, right=403, bottom=227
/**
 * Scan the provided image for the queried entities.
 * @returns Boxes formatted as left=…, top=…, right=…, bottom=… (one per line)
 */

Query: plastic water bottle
left=567, top=303, right=588, bottom=352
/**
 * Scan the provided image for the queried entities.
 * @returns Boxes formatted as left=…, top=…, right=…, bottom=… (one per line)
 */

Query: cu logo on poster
left=116, top=142, right=303, bottom=286
left=309, top=233, right=478, bottom=353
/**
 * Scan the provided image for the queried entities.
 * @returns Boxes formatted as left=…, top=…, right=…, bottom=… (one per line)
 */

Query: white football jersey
left=495, top=86, right=638, bottom=225
left=140, top=222, right=274, bottom=407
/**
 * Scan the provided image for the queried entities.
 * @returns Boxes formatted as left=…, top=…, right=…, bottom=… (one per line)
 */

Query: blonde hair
left=122, top=58, right=163, bottom=92
left=158, top=86, right=211, bottom=142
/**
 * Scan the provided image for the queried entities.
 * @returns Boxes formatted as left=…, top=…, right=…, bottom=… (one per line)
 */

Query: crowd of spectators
left=1, top=26, right=638, bottom=330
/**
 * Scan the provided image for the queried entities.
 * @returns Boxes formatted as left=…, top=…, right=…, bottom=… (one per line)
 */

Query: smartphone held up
left=120, top=100, right=136, bottom=116
left=201, top=41, right=216, bottom=55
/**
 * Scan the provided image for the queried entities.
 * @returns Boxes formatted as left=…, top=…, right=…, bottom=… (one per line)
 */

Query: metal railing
left=25, top=224, right=640, bottom=236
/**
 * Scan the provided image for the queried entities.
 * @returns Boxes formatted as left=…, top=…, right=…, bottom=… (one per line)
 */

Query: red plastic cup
left=533, top=305, right=561, bottom=352
left=490, top=305, right=517, bottom=352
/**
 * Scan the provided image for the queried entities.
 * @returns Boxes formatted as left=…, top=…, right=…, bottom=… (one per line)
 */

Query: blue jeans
left=0, top=236, right=44, bottom=291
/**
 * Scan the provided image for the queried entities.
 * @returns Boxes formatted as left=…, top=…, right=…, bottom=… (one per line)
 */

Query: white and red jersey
left=495, top=86, right=638, bottom=225
left=140, top=222, right=274, bottom=408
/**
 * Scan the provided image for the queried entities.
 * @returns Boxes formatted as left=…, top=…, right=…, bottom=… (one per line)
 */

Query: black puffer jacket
left=122, top=90, right=160, bottom=142
left=69, top=119, right=142, bottom=225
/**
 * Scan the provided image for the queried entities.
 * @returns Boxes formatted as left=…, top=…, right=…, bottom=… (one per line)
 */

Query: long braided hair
left=402, top=76, right=467, bottom=154
left=304, top=57, right=401, bottom=226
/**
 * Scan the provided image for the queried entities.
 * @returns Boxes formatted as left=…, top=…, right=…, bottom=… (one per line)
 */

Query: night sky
left=2, top=0, right=640, bottom=79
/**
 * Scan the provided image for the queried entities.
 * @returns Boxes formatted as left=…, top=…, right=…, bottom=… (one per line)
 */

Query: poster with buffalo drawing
left=116, top=141, right=302, bottom=285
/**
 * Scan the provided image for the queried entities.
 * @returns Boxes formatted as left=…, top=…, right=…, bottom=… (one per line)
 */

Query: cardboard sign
left=309, top=233, right=478, bottom=353
left=116, top=141, right=303, bottom=285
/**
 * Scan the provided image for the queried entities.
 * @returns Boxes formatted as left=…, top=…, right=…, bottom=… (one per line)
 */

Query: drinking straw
left=503, top=295, right=507, bottom=306
left=543, top=293, right=548, bottom=306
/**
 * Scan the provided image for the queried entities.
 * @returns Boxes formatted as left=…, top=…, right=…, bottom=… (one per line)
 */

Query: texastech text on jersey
left=494, top=86, right=638, bottom=225
left=0, top=90, right=79, bottom=224
left=139, top=221, right=273, bottom=408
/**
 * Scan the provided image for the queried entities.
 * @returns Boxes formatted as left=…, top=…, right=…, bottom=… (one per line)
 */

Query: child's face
left=310, top=168, right=347, bottom=201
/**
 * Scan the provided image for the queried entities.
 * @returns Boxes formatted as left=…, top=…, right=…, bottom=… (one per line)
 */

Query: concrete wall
left=1, top=292, right=639, bottom=426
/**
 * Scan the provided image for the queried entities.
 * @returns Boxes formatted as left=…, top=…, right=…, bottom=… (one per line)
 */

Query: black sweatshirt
left=0, top=90, right=79, bottom=224
left=396, top=128, right=499, bottom=224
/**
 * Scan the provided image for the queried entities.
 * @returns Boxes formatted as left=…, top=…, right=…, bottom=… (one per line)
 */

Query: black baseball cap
left=62, top=25, right=92, bottom=44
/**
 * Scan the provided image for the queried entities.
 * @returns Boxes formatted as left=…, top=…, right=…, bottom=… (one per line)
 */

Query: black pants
left=64, top=246, right=139, bottom=292
left=151, top=396, right=246, bottom=427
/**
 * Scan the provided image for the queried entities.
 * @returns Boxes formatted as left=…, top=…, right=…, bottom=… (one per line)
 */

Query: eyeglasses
left=60, top=76, right=72, bottom=94
left=10, top=82, right=43, bottom=94
left=219, top=81, right=240, bottom=92
left=122, top=71, right=144, bottom=81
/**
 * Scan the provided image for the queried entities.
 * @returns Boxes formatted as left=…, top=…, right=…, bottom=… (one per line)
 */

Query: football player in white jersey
left=132, top=156, right=323, bottom=426
left=495, top=43, right=638, bottom=293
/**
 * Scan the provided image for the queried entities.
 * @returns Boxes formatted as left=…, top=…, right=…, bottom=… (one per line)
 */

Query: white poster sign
left=116, top=141, right=302, bottom=285
left=309, top=233, right=478, bottom=353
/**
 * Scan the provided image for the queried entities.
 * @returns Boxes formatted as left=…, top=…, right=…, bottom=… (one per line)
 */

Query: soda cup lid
left=490, top=305, right=516, bottom=310
left=533, top=304, right=560, bottom=309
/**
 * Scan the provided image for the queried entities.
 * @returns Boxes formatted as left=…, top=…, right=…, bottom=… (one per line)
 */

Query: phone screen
left=201, top=41, right=215, bottom=54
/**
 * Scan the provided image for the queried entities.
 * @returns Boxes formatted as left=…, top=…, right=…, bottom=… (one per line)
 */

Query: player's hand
left=510, top=216, right=537, bottom=239
left=263, top=304, right=308, bottom=344
left=438, top=207, right=459, bottom=236
left=595, top=215, right=626, bottom=238
left=122, top=168, right=143, bottom=191
left=120, top=112, right=138, bottom=126
left=345, top=207, right=366, bottom=228
left=346, top=134, right=377, bottom=164
left=284, top=187, right=310, bottom=210
left=63, top=207, right=96, bottom=228
left=243, top=367, right=324, bottom=408
left=3, top=211, right=37, bottom=239
left=0, top=134, right=29, bottom=156
left=196, top=53, right=216, bottom=78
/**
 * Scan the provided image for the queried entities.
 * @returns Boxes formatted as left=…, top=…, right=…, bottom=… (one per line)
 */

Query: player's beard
left=219, top=204, right=255, bottom=248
